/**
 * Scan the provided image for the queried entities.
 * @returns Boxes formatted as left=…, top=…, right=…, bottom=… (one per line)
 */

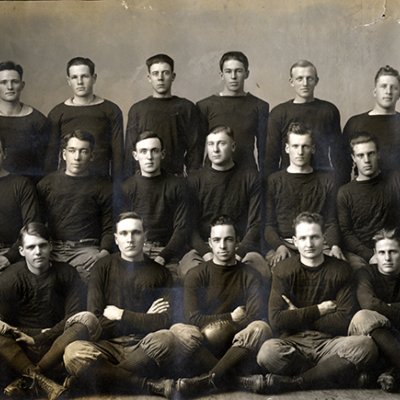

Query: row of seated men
left=0, top=212, right=400, bottom=400
left=0, top=122, right=397, bottom=281
left=1, top=53, right=400, bottom=188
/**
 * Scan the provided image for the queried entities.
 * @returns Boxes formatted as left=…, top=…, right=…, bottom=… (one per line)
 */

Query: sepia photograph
left=0, top=1, right=399, bottom=399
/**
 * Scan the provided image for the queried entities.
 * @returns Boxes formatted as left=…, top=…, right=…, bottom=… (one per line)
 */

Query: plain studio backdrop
left=0, top=0, right=399, bottom=127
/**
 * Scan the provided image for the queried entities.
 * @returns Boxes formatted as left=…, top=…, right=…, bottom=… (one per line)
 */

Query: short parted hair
left=289, top=59, right=318, bottom=79
left=19, top=222, right=50, bottom=246
left=293, top=211, right=325, bottom=232
left=146, top=54, right=174, bottom=72
left=67, top=57, right=95, bottom=76
left=285, top=122, right=313, bottom=144
left=210, top=215, right=236, bottom=231
left=61, top=130, right=95, bottom=151
left=0, top=61, right=23, bottom=79
left=208, top=126, right=235, bottom=140
left=219, top=51, right=249, bottom=72
left=115, top=211, right=145, bottom=232
left=349, top=132, right=379, bottom=154
left=374, top=65, right=400, bottom=85
left=373, top=228, right=400, bottom=247
left=134, top=131, right=164, bottom=150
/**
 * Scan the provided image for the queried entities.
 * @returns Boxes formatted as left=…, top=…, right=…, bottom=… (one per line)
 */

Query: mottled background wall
left=0, top=0, right=399, bottom=126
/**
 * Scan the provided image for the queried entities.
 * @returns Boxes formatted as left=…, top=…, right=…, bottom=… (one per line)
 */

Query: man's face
left=290, top=66, right=318, bottom=102
left=293, top=222, right=325, bottom=261
left=147, top=62, right=175, bottom=97
left=114, top=218, right=145, bottom=262
left=351, top=141, right=380, bottom=180
left=375, top=238, right=400, bottom=275
left=207, top=131, right=235, bottom=169
left=0, top=70, right=24, bottom=103
left=133, top=137, right=164, bottom=177
left=374, top=75, right=400, bottom=112
left=62, top=137, right=93, bottom=176
left=208, top=224, right=237, bottom=265
left=221, top=59, right=249, bottom=95
left=67, top=64, right=96, bottom=98
left=285, top=133, right=314, bottom=168
left=19, top=233, right=51, bottom=274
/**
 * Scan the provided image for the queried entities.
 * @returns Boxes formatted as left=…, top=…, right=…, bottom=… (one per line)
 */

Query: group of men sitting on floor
left=0, top=50, right=400, bottom=399
left=1, top=212, right=400, bottom=399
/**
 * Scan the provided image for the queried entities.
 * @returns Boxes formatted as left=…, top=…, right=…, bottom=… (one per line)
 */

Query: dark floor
left=67, top=390, right=400, bottom=399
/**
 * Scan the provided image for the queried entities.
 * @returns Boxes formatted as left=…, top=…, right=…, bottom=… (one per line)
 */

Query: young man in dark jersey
left=343, top=66, right=400, bottom=181
left=265, top=122, right=344, bottom=270
left=46, top=57, right=123, bottom=181
left=122, top=131, right=188, bottom=276
left=63, top=212, right=200, bottom=398
left=0, top=222, right=99, bottom=400
left=197, top=51, right=269, bottom=174
left=179, top=125, right=269, bottom=280
left=337, top=132, right=400, bottom=270
left=124, top=54, right=201, bottom=177
left=176, top=216, right=271, bottom=396
left=350, top=228, right=400, bottom=392
left=254, top=212, right=377, bottom=393
left=38, top=130, right=113, bottom=283
left=265, top=60, right=344, bottom=183
left=0, top=61, right=49, bottom=182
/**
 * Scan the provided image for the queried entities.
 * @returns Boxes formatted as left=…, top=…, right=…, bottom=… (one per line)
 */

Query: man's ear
left=285, top=143, right=290, bottom=154
left=133, top=150, right=139, bottom=161
left=311, top=144, right=316, bottom=154
left=293, top=235, right=298, bottom=249
left=245, top=69, right=250, bottom=79
left=19, top=245, right=24, bottom=258
left=161, top=149, right=166, bottom=159
left=62, top=148, right=67, bottom=161
left=172, top=72, right=176, bottom=82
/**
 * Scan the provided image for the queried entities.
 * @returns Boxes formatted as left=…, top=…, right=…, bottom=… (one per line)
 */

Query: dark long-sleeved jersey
left=37, top=171, right=113, bottom=252
left=342, top=112, right=400, bottom=181
left=197, top=93, right=269, bottom=173
left=121, top=172, right=188, bottom=262
left=269, top=255, right=357, bottom=337
left=88, top=253, right=172, bottom=339
left=184, top=260, right=268, bottom=330
left=265, top=99, right=343, bottom=182
left=356, top=264, right=400, bottom=329
left=265, top=170, right=339, bottom=249
left=124, top=96, right=201, bottom=177
left=337, top=173, right=400, bottom=261
left=0, top=174, right=41, bottom=263
left=0, top=261, right=84, bottom=345
left=46, top=100, right=124, bottom=180
left=0, top=109, right=50, bottom=180
left=188, top=165, right=261, bottom=258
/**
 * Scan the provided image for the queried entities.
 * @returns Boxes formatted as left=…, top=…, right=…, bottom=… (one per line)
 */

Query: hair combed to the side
left=293, top=211, right=325, bottom=232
